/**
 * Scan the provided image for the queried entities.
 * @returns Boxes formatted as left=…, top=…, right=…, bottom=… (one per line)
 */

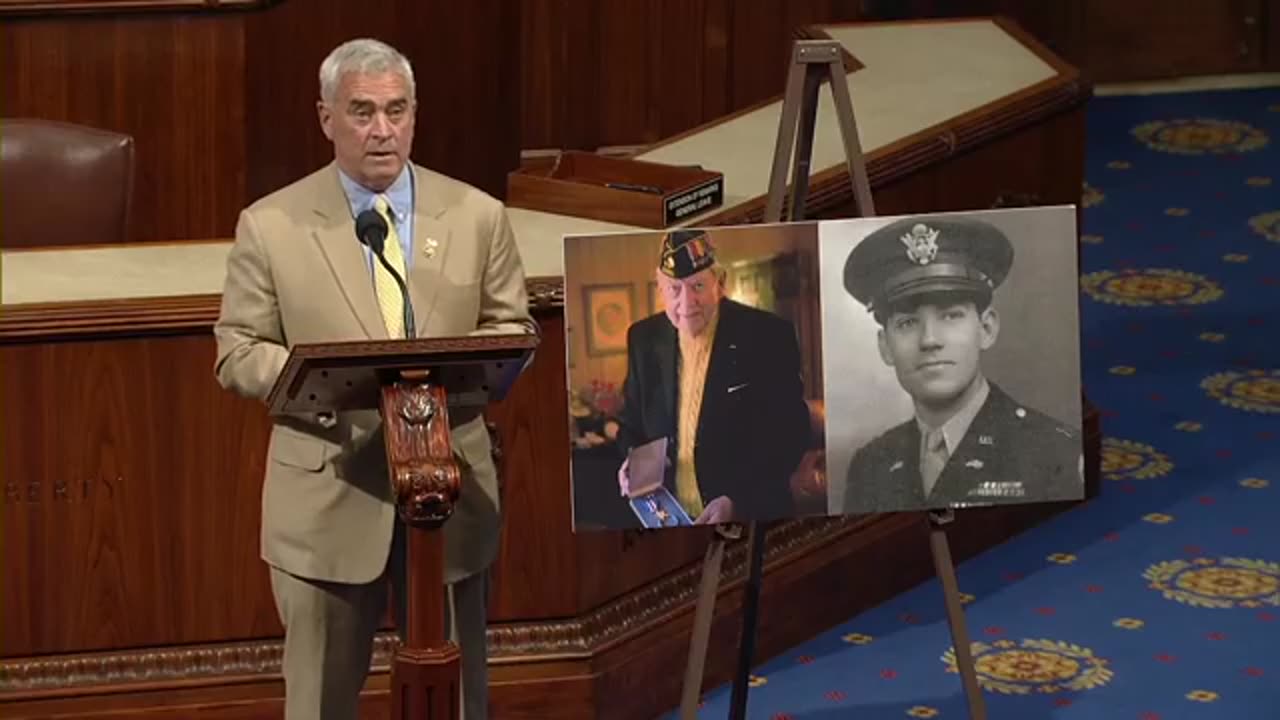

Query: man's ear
left=877, top=328, right=893, bottom=367
left=317, top=101, right=334, bottom=141
left=978, top=307, right=1000, bottom=350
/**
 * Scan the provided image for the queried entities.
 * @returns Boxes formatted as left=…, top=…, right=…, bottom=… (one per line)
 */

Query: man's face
left=877, top=298, right=998, bottom=409
left=658, top=267, right=722, bottom=336
left=318, top=71, right=415, bottom=192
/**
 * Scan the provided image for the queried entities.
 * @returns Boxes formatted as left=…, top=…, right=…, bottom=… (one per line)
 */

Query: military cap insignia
left=901, top=223, right=939, bottom=265
left=659, top=228, right=716, bottom=278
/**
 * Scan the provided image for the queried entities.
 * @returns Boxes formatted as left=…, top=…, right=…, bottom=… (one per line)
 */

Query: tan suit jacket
left=213, top=162, right=537, bottom=585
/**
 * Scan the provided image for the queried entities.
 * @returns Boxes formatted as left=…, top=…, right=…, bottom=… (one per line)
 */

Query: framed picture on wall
left=583, top=283, right=633, bottom=356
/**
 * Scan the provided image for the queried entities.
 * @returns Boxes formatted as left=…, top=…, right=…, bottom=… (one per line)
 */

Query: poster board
left=564, top=206, right=1084, bottom=531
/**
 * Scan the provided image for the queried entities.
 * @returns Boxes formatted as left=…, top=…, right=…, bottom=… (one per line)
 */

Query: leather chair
left=1, top=118, right=135, bottom=248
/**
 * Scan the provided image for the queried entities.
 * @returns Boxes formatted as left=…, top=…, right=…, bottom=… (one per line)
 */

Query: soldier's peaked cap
left=843, top=215, right=1014, bottom=313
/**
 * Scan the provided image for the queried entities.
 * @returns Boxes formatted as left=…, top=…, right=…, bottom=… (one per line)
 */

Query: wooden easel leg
left=784, top=69, right=824, bottom=221
left=765, top=40, right=874, bottom=225
left=727, top=521, right=767, bottom=720
left=765, top=58, right=810, bottom=223
left=927, top=510, right=987, bottom=720
left=824, top=59, right=874, bottom=215
left=679, top=531, right=730, bottom=719
left=752, top=35, right=878, bottom=720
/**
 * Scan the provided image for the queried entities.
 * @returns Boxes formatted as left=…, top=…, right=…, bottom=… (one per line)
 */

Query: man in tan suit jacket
left=213, top=38, right=536, bottom=720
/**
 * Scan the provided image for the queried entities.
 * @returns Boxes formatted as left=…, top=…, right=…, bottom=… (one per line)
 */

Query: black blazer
left=842, top=382, right=1083, bottom=514
left=617, top=298, right=812, bottom=523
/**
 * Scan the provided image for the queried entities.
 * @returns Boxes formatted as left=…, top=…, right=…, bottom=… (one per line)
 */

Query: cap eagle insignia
left=901, top=223, right=939, bottom=265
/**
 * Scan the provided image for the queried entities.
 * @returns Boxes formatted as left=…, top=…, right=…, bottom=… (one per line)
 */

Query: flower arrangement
left=571, top=380, right=623, bottom=447
left=574, top=379, right=622, bottom=417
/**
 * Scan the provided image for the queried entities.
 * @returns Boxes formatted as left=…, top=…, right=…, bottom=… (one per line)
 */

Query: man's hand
left=694, top=495, right=734, bottom=525
left=617, top=457, right=632, bottom=497
left=617, top=451, right=671, bottom=498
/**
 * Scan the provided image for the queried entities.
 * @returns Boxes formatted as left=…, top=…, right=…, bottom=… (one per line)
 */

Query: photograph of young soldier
left=830, top=213, right=1084, bottom=514
left=610, top=228, right=814, bottom=526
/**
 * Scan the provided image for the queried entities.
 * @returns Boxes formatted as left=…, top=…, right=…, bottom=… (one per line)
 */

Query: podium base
left=391, top=643, right=462, bottom=720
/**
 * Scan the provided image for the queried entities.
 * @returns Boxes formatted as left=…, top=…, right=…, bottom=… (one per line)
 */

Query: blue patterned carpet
left=662, top=87, right=1280, bottom=719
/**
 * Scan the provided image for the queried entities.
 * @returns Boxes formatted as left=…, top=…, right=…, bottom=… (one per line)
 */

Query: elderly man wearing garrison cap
left=614, top=228, right=812, bottom=525
left=839, top=215, right=1083, bottom=514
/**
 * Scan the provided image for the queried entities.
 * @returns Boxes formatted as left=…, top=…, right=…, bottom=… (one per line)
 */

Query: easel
left=677, top=39, right=987, bottom=720
left=927, top=509, right=988, bottom=719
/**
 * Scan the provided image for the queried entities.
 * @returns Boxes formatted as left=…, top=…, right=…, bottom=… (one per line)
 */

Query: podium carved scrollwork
left=382, top=379, right=461, bottom=530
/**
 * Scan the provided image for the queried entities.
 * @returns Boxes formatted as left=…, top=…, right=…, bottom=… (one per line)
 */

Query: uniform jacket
left=842, top=382, right=1082, bottom=514
left=616, top=299, right=812, bottom=523
left=213, top=162, right=537, bottom=585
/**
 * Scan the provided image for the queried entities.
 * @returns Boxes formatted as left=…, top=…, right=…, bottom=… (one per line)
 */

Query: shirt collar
left=916, top=375, right=990, bottom=455
left=336, top=163, right=413, bottom=223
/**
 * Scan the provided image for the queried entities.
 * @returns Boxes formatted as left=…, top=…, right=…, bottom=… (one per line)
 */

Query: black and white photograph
left=819, top=207, right=1085, bottom=515
left=563, top=223, right=828, bottom=531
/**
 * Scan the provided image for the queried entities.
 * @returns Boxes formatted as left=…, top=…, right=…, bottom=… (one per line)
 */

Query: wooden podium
left=266, top=333, right=538, bottom=720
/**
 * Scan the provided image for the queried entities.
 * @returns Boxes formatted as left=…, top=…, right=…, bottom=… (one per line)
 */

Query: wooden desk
left=0, top=18, right=1097, bottom=719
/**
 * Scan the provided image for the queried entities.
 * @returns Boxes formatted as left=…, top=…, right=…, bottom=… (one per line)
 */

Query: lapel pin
left=890, top=460, right=904, bottom=472
left=979, top=435, right=993, bottom=445
left=423, top=237, right=438, bottom=259
left=965, top=459, right=984, bottom=469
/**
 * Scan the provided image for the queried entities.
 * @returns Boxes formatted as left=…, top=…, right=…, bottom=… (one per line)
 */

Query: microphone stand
left=372, top=249, right=416, bottom=339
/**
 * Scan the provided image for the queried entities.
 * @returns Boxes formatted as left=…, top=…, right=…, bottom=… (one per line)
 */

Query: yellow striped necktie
left=373, top=195, right=408, bottom=338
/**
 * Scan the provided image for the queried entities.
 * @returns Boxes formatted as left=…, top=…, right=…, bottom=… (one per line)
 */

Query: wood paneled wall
left=0, top=0, right=521, bottom=245
left=6, top=0, right=1279, bottom=249
left=519, top=0, right=868, bottom=153
left=0, top=12, right=248, bottom=244
left=1, top=333, right=279, bottom=655
left=2, top=1, right=874, bottom=246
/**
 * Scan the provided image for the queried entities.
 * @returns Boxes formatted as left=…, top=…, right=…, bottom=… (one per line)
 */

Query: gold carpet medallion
left=942, top=639, right=1112, bottom=695
left=1144, top=557, right=1280, bottom=608
left=1101, top=438, right=1174, bottom=481
left=1081, top=268, right=1224, bottom=307
left=1132, top=118, right=1269, bottom=155
left=1201, top=369, right=1280, bottom=414
left=1248, top=210, right=1280, bottom=244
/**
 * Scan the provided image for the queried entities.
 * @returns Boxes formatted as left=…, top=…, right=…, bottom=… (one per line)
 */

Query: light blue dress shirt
left=337, top=164, right=415, bottom=275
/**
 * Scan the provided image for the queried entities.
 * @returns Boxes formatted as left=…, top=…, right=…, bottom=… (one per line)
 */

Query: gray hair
left=319, top=38, right=416, bottom=104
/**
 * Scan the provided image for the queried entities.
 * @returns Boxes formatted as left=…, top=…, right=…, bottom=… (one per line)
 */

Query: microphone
left=354, top=209, right=415, bottom=339
left=355, top=209, right=388, bottom=254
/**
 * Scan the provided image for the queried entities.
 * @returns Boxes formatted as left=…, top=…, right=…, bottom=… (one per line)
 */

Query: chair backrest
left=1, top=118, right=135, bottom=248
